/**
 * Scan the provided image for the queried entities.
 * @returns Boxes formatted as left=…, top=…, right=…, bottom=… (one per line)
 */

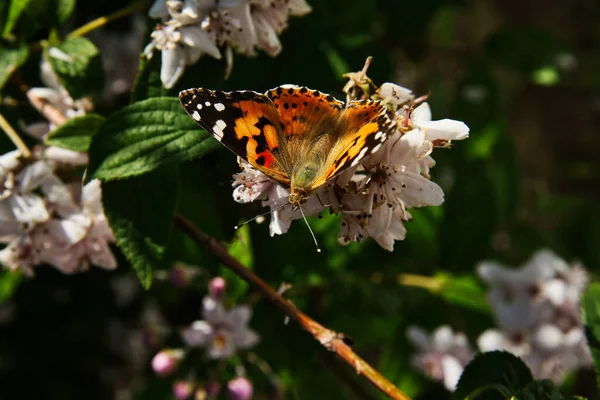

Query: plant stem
left=397, top=273, right=443, bottom=292
left=67, top=0, right=150, bottom=40
left=0, top=112, right=31, bottom=158
left=174, top=214, right=411, bottom=400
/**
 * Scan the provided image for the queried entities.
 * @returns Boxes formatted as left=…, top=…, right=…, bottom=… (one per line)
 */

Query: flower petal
left=181, top=320, right=214, bottom=347
left=417, top=119, right=469, bottom=141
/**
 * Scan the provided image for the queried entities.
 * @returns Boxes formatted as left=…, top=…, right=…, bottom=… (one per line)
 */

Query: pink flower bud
left=169, top=265, right=197, bottom=288
left=227, top=377, right=253, bottom=400
left=209, top=277, right=227, bottom=297
left=151, top=349, right=183, bottom=377
left=173, top=380, right=194, bottom=400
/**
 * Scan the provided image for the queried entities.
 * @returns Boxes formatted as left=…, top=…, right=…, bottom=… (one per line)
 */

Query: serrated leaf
left=2, top=0, right=32, bottom=38
left=88, top=97, right=219, bottom=181
left=512, top=380, right=564, bottom=400
left=453, top=351, right=533, bottom=400
left=102, top=166, right=180, bottom=289
left=220, top=224, right=253, bottom=301
left=582, top=282, right=600, bottom=388
left=0, top=45, right=29, bottom=90
left=45, top=113, right=105, bottom=152
left=45, top=37, right=104, bottom=99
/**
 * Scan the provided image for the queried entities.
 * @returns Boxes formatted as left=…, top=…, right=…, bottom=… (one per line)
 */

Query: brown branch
left=174, top=214, right=411, bottom=400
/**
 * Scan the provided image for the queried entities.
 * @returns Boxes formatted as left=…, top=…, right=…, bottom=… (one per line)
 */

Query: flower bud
left=151, top=348, right=184, bottom=376
left=169, top=264, right=197, bottom=288
left=173, top=380, right=194, bottom=400
left=227, top=377, right=253, bottom=400
left=209, top=277, right=227, bottom=297
left=194, top=388, right=207, bottom=400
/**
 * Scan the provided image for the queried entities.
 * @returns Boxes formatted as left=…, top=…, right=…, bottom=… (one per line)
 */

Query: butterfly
left=179, top=84, right=396, bottom=209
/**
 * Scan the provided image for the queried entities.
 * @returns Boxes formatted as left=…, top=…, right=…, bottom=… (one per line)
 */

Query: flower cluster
left=151, top=277, right=260, bottom=399
left=0, top=58, right=115, bottom=275
left=477, top=249, right=591, bottom=382
left=406, top=325, right=474, bottom=391
left=232, top=60, right=469, bottom=251
left=407, top=249, right=592, bottom=390
left=0, top=151, right=116, bottom=275
left=144, top=0, right=312, bottom=88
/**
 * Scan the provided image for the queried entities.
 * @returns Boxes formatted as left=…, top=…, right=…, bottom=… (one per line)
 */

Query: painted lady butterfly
left=179, top=85, right=396, bottom=209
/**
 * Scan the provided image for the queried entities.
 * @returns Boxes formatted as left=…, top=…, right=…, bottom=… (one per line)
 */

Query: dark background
left=0, top=0, right=599, bottom=399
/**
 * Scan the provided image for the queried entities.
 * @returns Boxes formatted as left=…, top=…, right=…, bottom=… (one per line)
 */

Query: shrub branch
left=174, top=214, right=411, bottom=400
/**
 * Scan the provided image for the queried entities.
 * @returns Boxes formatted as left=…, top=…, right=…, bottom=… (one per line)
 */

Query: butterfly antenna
left=234, top=203, right=287, bottom=230
left=298, top=205, right=322, bottom=253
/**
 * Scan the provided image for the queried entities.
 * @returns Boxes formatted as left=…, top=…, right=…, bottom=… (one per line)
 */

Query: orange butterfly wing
left=179, top=88, right=290, bottom=186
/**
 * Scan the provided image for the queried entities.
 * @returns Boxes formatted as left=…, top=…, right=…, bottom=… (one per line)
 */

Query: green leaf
left=55, top=0, right=75, bottom=24
left=102, top=166, right=180, bottom=289
left=0, top=45, right=29, bottom=91
left=435, top=273, right=491, bottom=313
left=45, top=37, right=104, bottom=99
left=2, top=0, right=32, bottom=38
left=582, top=282, right=600, bottom=388
left=220, top=224, right=253, bottom=301
left=131, top=52, right=167, bottom=103
left=88, top=97, right=219, bottom=181
left=453, top=351, right=533, bottom=400
left=0, top=270, right=22, bottom=304
left=45, top=113, right=105, bottom=152
left=512, top=380, right=565, bottom=400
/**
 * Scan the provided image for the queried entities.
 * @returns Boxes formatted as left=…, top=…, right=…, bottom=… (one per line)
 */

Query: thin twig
left=174, top=214, right=411, bottom=400
left=397, top=274, right=443, bottom=292
left=67, top=0, right=150, bottom=40
left=0, top=112, right=31, bottom=158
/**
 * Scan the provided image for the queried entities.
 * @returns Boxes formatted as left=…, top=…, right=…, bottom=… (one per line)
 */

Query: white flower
left=27, top=59, right=92, bottom=126
left=232, top=159, right=276, bottom=203
left=476, top=249, right=592, bottom=383
left=376, top=82, right=414, bottom=105
left=181, top=295, right=259, bottom=359
left=0, top=154, right=116, bottom=275
left=145, top=0, right=311, bottom=87
left=411, top=103, right=469, bottom=141
left=407, top=325, right=474, bottom=391
left=144, top=23, right=220, bottom=89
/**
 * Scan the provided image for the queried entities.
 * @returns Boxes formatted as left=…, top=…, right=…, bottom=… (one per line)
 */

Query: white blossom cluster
left=477, top=249, right=591, bottom=382
left=0, top=151, right=116, bottom=275
left=0, top=59, right=116, bottom=276
left=407, top=249, right=592, bottom=391
left=232, top=64, right=469, bottom=251
left=144, top=0, right=312, bottom=88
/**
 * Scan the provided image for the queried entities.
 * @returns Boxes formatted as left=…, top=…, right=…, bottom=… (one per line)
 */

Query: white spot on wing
left=192, top=111, right=201, bottom=121
left=196, top=103, right=203, bottom=110
left=214, top=102, right=225, bottom=111
left=372, top=143, right=382, bottom=154
left=350, top=146, right=369, bottom=167
left=205, top=101, right=211, bottom=106
left=374, top=131, right=382, bottom=140
left=279, top=84, right=299, bottom=89
left=212, top=119, right=227, bottom=141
